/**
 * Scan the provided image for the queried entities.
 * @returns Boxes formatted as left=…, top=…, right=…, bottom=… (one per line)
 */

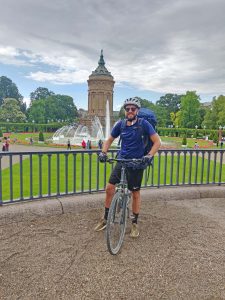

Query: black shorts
left=108, top=163, right=144, bottom=191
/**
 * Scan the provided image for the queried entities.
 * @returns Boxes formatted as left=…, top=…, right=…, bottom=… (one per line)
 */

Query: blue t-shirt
left=111, top=119, right=156, bottom=158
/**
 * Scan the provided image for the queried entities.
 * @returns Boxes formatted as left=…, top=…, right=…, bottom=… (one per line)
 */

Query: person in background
left=87, top=140, right=92, bottom=149
left=81, top=139, right=86, bottom=149
left=98, top=139, right=103, bottom=149
left=2, top=140, right=6, bottom=151
left=194, top=142, right=199, bottom=149
left=67, top=139, right=71, bottom=150
left=5, top=137, right=9, bottom=151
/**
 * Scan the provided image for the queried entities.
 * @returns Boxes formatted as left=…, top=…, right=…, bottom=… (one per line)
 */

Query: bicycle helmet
left=123, top=97, right=141, bottom=109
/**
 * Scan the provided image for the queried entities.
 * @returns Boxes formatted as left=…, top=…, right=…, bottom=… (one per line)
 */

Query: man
left=95, top=97, right=161, bottom=237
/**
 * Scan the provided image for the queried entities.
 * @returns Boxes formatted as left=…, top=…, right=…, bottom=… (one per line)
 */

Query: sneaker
left=94, top=218, right=107, bottom=231
left=130, top=223, right=139, bottom=238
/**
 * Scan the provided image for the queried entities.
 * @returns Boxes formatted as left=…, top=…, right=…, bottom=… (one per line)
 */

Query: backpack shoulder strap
left=118, top=119, right=126, bottom=146
left=137, top=118, right=145, bottom=135
left=120, top=119, right=126, bottom=132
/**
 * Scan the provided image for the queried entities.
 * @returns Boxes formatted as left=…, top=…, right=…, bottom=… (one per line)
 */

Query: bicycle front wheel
left=106, top=192, right=128, bottom=255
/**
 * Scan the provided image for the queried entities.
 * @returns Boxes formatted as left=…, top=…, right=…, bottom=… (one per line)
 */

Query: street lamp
left=32, top=120, right=35, bottom=133
left=218, top=125, right=222, bottom=143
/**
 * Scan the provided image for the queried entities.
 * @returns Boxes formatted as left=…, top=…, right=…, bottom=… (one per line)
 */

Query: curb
left=0, top=186, right=225, bottom=225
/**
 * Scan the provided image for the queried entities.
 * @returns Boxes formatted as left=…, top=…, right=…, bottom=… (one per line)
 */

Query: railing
left=0, top=149, right=224, bottom=205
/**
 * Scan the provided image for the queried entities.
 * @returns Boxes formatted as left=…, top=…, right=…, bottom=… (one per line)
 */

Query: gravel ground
left=1, top=196, right=225, bottom=299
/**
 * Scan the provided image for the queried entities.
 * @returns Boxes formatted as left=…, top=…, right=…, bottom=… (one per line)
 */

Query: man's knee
left=132, top=190, right=140, bottom=199
left=106, top=183, right=115, bottom=195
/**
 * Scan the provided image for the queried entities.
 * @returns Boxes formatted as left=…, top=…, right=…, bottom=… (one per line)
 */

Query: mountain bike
left=106, top=157, right=143, bottom=255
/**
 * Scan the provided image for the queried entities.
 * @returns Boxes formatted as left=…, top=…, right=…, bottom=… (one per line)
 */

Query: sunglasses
left=124, top=107, right=137, bottom=112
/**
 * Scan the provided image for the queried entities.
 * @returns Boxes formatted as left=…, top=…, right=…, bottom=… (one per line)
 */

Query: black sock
left=104, top=207, right=109, bottom=220
left=132, top=213, right=139, bottom=224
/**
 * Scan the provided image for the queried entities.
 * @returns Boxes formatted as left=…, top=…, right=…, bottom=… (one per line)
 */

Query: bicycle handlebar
left=107, top=157, right=143, bottom=163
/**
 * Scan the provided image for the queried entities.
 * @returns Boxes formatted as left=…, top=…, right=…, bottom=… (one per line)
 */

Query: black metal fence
left=0, top=149, right=224, bottom=205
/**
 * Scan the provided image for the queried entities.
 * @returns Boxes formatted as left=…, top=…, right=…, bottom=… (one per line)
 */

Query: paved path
left=1, top=187, right=225, bottom=299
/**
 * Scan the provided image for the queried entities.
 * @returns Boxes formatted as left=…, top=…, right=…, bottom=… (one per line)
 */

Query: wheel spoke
left=106, top=193, right=127, bottom=255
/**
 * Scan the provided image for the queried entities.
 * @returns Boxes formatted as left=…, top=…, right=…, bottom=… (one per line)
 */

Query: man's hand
left=142, top=154, right=154, bottom=166
left=99, top=152, right=108, bottom=163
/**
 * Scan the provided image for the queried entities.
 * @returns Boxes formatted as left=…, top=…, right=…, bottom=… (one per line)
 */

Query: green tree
left=39, top=131, right=44, bottom=142
left=30, top=87, right=55, bottom=102
left=27, top=94, right=78, bottom=123
left=0, top=76, right=25, bottom=112
left=180, top=91, right=201, bottom=128
left=27, top=99, right=46, bottom=123
left=45, top=95, right=78, bottom=122
left=170, top=111, right=181, bottom=127
left=0, top=98, right=26, bottom=122
left=156, top=93, right=183, bottom=126
left=203, top=95, right=225, bottom=129
left=156, top=93, right=182, bottom=113
left=199, top=105, right=209, bottom=128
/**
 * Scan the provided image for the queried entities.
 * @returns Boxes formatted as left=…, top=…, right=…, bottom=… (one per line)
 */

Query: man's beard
left=127, top=115, right=137, bottom=122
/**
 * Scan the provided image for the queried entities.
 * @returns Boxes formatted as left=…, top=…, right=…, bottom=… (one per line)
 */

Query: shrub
left=39, top=131, right=44, bottom=142
left=182, top=135, right=187, bottom=145
left=213, top=132, right=218, bottom=144
left=209, top=132, right=214, bottom=141
left=0, top=128, right=3, bottom=137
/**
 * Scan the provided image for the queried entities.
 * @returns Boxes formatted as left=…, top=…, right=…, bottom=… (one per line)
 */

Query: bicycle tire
left=106, top=192, right=128, bottom=255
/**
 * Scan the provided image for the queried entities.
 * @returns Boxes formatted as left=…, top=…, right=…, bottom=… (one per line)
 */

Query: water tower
left=87, top=50, right=115, bottom=128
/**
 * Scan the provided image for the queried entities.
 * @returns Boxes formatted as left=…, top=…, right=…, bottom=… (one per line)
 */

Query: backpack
left=119, top=107, right=157, bottom=155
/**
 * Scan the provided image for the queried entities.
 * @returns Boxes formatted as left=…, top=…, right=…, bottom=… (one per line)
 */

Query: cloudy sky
left=0, top=0, right=225, bottom=109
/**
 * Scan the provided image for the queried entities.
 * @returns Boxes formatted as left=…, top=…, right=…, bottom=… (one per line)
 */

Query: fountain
left=51, top=98, right=121, bottom=147
left=105, top=99, right=110, bottom=139
left=52, top=116, right=106, bottom=146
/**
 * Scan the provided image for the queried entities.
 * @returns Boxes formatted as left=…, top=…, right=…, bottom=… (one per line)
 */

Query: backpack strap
left=137, top=118, right=145, bottom=136
left=117, top=119, right=127, bottom=147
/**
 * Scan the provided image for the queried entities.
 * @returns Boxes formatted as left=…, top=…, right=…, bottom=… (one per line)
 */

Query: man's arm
left=148, top=133, right=161, bottom=156
left=102, top=135, right=115, bottom=153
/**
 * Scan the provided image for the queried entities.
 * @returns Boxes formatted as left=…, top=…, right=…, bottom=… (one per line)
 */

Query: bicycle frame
left=106, top=157, right=142, bottom=255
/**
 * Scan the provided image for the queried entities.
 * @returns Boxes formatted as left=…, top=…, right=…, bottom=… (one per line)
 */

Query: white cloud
left=28, top=69, right=90, bottom=84
left=0, top=46, right=19, bottom=56
left=0, top=0, right=225, bottom=94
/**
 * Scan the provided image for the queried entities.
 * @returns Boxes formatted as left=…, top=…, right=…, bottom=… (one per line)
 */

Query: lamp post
left=32, top=120, right=35, bottom=133
left=218, top=125, right=222, bottom=143
left=203, top=125, right=207, bottom=140
left=195, top=125, right=198, bottom=139
left=176, top=125, right=179, bottom=137
left=6, top=118, right=9, bottom=133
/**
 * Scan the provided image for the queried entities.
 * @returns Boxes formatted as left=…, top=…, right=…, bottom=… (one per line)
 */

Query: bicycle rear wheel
left=106, top=192, right=127, bottom=255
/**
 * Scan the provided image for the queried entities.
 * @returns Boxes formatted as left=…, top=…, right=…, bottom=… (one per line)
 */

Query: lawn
left=161, top=136, right=217, bottom=149
left=2, top=131, right=220, bottom=150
